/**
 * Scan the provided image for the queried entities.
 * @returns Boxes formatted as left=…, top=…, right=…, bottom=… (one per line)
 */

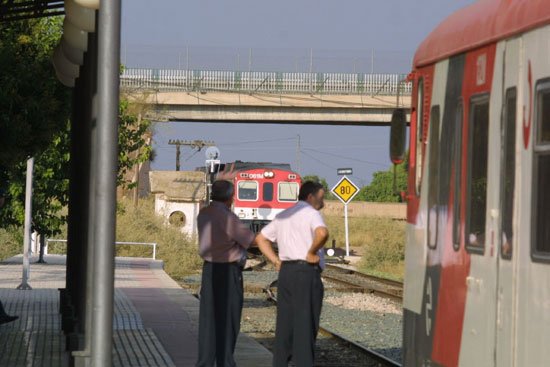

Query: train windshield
left=237, top=181, right=258, bottom=201
left=278, top=182, right=299, bottom=202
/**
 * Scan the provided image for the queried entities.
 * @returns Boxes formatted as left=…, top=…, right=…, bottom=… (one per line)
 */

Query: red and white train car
left=215, top=162, right=301, bottom=232
left=397, top=0, right=550, bottom=365
left=233, top=166, right=300, bottom=229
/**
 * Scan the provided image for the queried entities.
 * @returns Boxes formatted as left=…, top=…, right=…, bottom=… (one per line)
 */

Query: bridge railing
left=121, top=68, right=411, bottom=96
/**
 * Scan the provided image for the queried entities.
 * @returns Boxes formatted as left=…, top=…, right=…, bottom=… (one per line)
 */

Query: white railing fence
left=45, top=239, right=158, bottom=260
left=121, top=68, right=412, bottom=96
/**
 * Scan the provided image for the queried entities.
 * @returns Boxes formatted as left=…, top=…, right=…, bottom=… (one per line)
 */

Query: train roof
left=414, top=0, right=550, bottom=68
left=195, top=161, right=294, bottom=173
left=225, top=161, right=293, bottom=172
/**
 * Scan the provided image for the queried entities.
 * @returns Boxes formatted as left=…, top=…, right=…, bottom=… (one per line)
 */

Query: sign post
left=331, top=176, right=359, bottom=257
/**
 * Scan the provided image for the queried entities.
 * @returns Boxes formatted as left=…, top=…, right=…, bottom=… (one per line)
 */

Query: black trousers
left=197, top=261, right=244, bottom=367
left=273, top=261, right=324, bottom=367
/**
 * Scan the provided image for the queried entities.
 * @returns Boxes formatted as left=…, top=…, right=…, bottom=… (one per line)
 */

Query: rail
left=45, top=239, right=158, bottom=260
left=265, top=279, right=402, bottom=367
left=120, top=68, right=412, bottom=96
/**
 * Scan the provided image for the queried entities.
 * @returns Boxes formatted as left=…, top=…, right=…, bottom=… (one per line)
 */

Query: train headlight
left=264, top=171, right=274, bottom=178
left=238, top=213, right=246, bottom=219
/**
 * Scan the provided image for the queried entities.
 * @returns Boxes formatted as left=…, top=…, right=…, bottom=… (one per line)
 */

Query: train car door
left=515, top=25, right=550, bottom=366
left=457, top=44, right=499, bottom=366
left=494, top=37, right=520, bottom=367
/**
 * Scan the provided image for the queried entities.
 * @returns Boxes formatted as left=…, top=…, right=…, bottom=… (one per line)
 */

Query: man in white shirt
left=256, top=181, right=329, bottom=367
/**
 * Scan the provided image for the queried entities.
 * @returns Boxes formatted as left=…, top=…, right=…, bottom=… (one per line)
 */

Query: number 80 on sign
left=331, top=176, right=359, bottom=204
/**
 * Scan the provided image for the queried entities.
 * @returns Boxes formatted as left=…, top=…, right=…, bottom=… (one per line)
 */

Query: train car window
left=537, top=83, right=550, bottom=144
left=501, top=88, right=516, bottom=259
left=465, top=95, right=490, bottom=253
left=532, top=81, right=550, bottom=260
left=263, top=182, right=274, bottom=202
left=427, top=105, right=440, bottom=249
left=237, top=181, right=258, bottom=201
left=453, top=101, right=464, bottom=251
left=415, top=78, right=425, bottom=195
left=278, top=182, right=299, bottom=202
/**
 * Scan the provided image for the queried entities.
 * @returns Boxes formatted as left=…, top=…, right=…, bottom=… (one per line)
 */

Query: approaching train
left=389, top=1, right=550, bottom=366
left=215, top=161, right=301, bottom=232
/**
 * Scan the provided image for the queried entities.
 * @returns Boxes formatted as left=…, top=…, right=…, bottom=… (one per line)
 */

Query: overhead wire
left=299, top=150, right=337, bottom=169
left=302, top=147, right=387, bottom=168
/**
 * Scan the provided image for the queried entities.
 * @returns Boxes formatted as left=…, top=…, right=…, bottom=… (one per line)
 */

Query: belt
left=203, top=260, right=244, bottom=270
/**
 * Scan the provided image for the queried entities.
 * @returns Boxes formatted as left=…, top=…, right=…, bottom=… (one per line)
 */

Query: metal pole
left=91, top=0, right=121, bottom=365
left=176, top=144, right=181, bottom=171
left=17, top=157, right=34, bottom=290
left=344, top=203, right=350, bottom=257
left=371, top=49, right=374, bottom=74
left=82, top=29, right=98, bottom=354
left=309, top=48, right=313, bottom=74
left=186, top=46, right=189, bottom=71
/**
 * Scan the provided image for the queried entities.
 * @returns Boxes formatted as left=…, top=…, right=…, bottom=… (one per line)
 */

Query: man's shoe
left=0, top=315, right=19, bottom=325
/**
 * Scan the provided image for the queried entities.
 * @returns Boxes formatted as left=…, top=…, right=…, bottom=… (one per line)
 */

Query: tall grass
left=115, top=197, right=202, bottom=279
left=323, top=214, right=405, bottom=280
left=0, top=227, right=23, bottom=261
left=4, top=197, right=203, bottom=280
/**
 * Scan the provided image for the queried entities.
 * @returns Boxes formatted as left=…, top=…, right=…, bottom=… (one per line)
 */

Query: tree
left=0, top=17, right=70, bottom=180
left=117, top=99, right=152, bottom=190
left=0, top=18, right=152, bottom=237
left=1, top=126, right=70, bottom=237
left=356, top=161, right=408, bottom=203
left=0, top=17, right=71, bottom=237
left=302, top=174, right=336, bottom=200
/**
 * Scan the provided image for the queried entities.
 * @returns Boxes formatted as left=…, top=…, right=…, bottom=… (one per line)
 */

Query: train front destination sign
left=331, top=176, right=359, bottom=204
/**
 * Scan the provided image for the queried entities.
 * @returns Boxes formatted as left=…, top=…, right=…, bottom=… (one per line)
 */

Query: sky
left=121, top=0, right=476, bottom=188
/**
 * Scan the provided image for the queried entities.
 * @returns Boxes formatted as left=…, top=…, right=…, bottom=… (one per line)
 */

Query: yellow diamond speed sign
left=331, top=176, right=359, bottom=204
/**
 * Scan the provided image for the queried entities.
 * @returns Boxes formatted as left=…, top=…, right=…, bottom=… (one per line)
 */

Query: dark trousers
left=197, top=261, right=244, bottom=367
left=273, top=262, right=324, bottom=367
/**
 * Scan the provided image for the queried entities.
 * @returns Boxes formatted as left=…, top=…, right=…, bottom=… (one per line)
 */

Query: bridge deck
left=0, top=255, right=271, bottom=366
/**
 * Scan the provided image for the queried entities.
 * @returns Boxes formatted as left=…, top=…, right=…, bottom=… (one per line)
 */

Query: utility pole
left=296, top=134, right=301, bottom=175
left=309, top=48, right=313, bottom=74
left=371, top=49, right=374, bottom=74
left=248, top=48, right=252, bottom=72
left=168, top=139, right=215, bottom=171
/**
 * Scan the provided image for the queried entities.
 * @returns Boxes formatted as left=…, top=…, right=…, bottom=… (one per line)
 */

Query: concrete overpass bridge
left=120, top=68, right=411, bottom=126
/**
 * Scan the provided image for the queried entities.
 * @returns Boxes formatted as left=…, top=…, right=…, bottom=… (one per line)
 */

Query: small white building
left=149, top=171, right=206, bottom=236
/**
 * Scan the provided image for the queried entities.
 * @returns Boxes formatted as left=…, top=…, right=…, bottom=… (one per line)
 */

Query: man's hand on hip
left=305, top=251, right=320, bottom=264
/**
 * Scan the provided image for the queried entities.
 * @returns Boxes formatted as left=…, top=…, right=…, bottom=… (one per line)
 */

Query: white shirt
left=260, top=201, right=327, bottom=268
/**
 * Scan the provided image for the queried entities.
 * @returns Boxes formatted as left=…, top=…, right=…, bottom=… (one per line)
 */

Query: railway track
left=264, top=279, right=402, bottom=367
left=323, top=264, right=403, bottom=302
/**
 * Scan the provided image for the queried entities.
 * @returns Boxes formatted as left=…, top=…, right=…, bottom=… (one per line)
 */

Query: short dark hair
left=298, top=181, right=324, bottom=201
left=211, top=180, right=234, bottom=202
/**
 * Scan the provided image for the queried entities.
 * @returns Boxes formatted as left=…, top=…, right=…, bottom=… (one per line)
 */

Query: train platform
left=0, top=254, right=272, bottom=367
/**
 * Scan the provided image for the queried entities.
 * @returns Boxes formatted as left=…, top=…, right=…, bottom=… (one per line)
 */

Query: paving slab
left=0, top=255, right=272, bottom=367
